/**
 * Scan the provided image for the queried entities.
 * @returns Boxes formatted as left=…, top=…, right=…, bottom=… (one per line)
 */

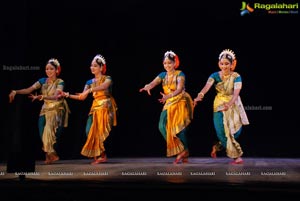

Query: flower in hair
left=164, top=50, right=176, bottom=58
left=164, top=50, right=180, bottom=69
left=94, top=54, right=106, bottom=65
left=219, top=49, right=235, bottom=60
left=219, top=49, right=237, bottom=71
left=48, top=58, right=60, bottom=67
left=93, top=54, right=107, bottom=74
left=219, top=49, right=236, bottom=60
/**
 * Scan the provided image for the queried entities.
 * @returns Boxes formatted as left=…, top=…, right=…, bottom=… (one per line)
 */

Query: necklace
left=47, top=78, right=57, bottom=84
left=92, top=76, right=105, bottom=88
left=43, top=78, right=58, bottom=96
left=94, top=76, right=104, bottom=83
left=221, top=72, right=232, bottom=80
left=165, top=72, right=176, bottom=93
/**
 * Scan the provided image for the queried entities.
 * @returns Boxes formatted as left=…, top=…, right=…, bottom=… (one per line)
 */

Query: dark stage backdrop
left=0, top=0, right=298, bottom=163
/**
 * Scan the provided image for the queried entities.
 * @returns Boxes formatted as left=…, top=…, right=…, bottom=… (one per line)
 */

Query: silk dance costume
left=80, top=75, right=117, bottom=160
left=158, top=70, right=194, bottom=160
left=32, top=59, right=70, bottom=164
left=208, top=70, right=249, bottom=159
left=74, top=54, right=118, bottom=164
left=140, top=50, right=193, bottom=164
left=195, top=49, right=249, bottom=164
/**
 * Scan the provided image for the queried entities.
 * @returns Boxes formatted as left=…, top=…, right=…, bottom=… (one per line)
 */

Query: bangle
left=39, top=95, right=44, bottom=101
left=198, top=92, right=204, bottom=98
left=145, top=84, right=151, bottom=89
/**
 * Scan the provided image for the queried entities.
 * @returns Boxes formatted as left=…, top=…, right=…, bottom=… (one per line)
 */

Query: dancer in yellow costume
left=140, top=50, right=193, bottom=164
left=62, top=54, right=117, bottom=164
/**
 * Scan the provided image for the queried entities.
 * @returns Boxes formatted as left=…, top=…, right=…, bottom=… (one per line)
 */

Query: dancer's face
left=163, top=57, right=176, bottom=72
left=218, top=58, right=232, bottom=73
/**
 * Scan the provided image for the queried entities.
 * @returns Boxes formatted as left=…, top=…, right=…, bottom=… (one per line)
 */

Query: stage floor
left=1, top=157, right=300, bottom=200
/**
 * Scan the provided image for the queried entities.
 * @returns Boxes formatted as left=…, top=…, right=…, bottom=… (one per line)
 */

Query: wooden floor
left=1, top=157, right=300, bottom=200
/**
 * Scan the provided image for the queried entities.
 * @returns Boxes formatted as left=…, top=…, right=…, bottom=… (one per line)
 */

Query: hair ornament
left=94, top=54, right=107, bottom=74
left=93, top=54, right=106, bottom=65
left=48, top=58, right=60, bottom=67
left=164, top=50, right=176, bottom=58
left=164, top=50, right=180, bottom=69
left=219, top=49, right=236, bottom=61
left=48, top=58, right=61, bottom=75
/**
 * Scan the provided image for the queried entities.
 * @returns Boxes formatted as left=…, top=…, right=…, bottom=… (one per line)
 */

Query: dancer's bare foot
left=44, top=153, right=59, bottom=164
left=91, top=153, right=107, bottom=165
left=50, top=153, right=59, bottom=162
left=44, top=153, right=51, bottom=164
left=230, top=157, right=243, bottom=164
left=174, top=150, right=189, bottom=164
left=210, top=145, right=217, bottom=158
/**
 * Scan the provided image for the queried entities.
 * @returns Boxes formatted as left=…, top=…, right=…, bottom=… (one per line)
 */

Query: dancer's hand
left=158, top=92, right=168, bottom=104
left=28, top=92, right=42, bottom=102
left=8, top=90, right=16, bottom=103
left=139, top=84, right=152, bottom=95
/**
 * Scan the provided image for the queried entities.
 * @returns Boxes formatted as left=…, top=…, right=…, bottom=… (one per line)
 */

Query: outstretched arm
left=63, top=87, right=89, bottom=101
left=139, top=77, right=161, bottom=95
left=29, top=89, right=64, bottom=102
left=9, top=86, right=36, bottom=103
left=62, top=79, right=112, bottom=101
left=193, top=82, right=213, bottom=107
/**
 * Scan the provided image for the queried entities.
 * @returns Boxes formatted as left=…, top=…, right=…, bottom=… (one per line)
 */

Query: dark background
left=0, top=0, right=298, bottom=165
